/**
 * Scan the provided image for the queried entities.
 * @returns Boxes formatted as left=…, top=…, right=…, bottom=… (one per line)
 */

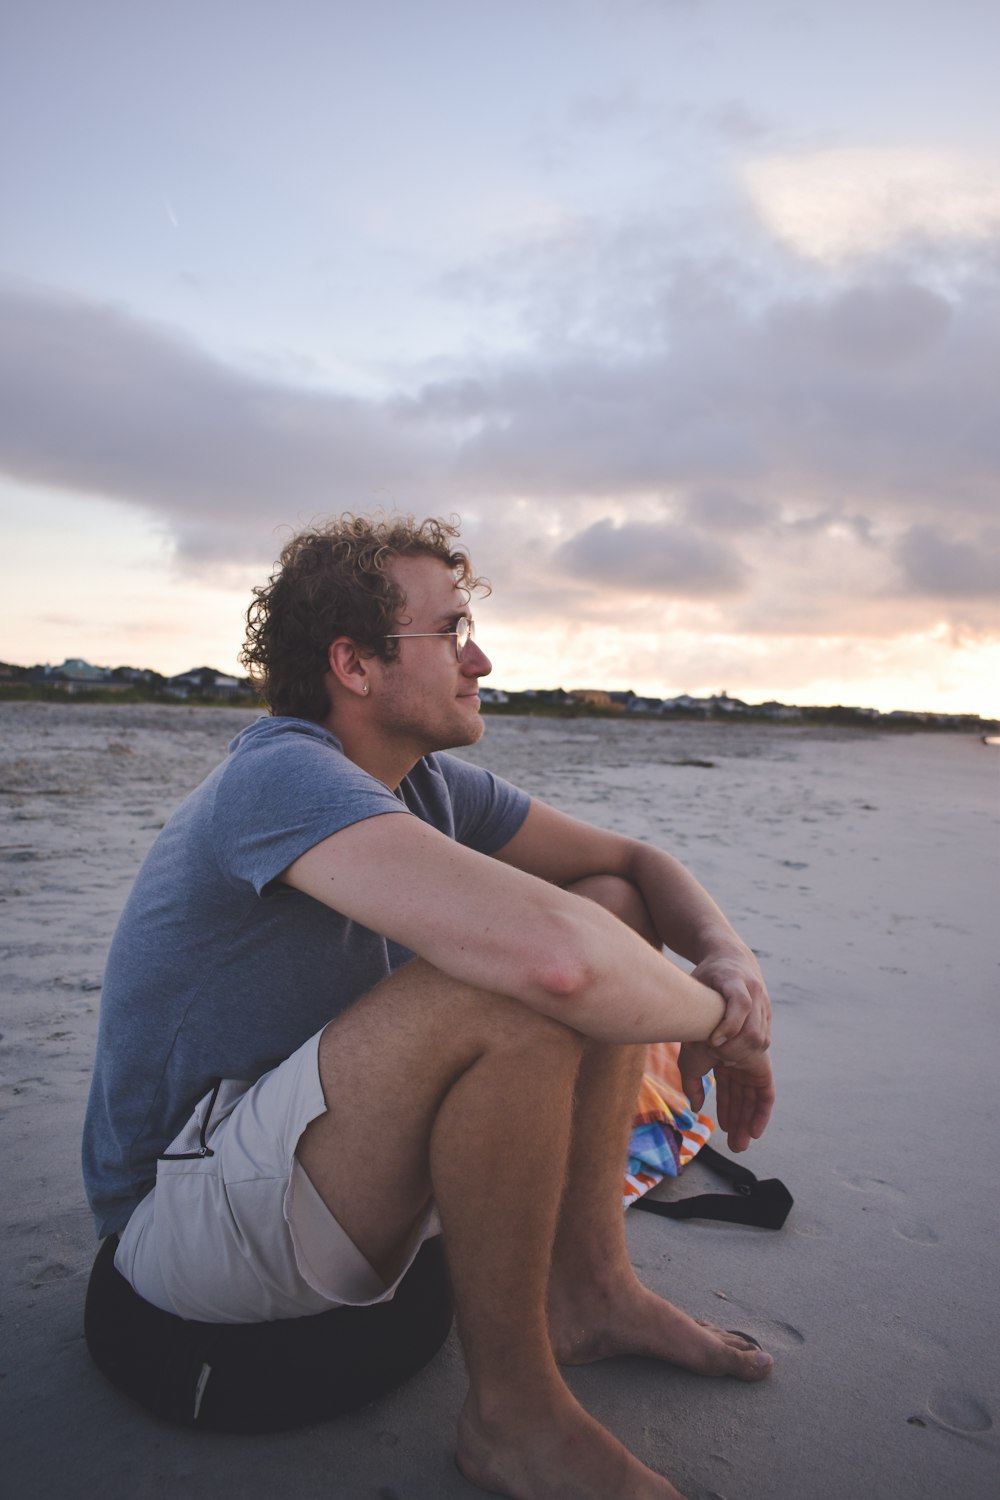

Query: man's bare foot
left=549, top=1275, right=773, bottom=1380
left=456, top=1387, right=688, bottom=1500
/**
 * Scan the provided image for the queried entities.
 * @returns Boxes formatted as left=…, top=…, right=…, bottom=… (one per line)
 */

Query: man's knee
left=424, top=964, right=588, bottom=1070
left=566, top=874, right=657, bottom=945
left=320, top=956, right=586, bottom=1073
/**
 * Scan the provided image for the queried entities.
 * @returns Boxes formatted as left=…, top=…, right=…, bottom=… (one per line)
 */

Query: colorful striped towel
left=624, top=1041, right=715, bottom=1209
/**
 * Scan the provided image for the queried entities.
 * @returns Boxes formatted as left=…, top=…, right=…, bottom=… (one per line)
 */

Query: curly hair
left=241, top=513, right=488, bottom=721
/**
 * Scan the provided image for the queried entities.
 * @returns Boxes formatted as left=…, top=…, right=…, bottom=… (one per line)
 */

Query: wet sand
left=1, top=701, right=997, bottom=1499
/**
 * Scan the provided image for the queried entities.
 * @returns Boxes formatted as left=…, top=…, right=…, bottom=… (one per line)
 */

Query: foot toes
left=725, top=1327, right=763, bottom=1351
left=695, top=1319, right=773, bottom=1378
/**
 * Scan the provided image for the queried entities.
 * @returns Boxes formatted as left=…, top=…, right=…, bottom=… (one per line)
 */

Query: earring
left=362, top=682, right=369, bottom=695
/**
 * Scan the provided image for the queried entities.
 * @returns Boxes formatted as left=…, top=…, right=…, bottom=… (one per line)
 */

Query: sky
left=2, top=0, right=999, bottom=715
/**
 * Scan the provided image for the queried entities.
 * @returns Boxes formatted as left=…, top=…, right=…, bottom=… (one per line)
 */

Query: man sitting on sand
left=83, top=513, right=775, bottom=1500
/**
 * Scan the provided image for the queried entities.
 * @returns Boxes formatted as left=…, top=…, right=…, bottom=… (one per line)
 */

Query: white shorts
left=114, top=1029, right=439, bottom=1324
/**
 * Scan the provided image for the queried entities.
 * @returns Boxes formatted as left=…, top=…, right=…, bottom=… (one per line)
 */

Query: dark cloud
left=0, top=280, right=438, bottom=562
left=768, top=281, right=953, bottom=368
left=3, top=225, right=1000, bottom=638
left=553, top=517, right=747, bottom=595
left=897, top=523, right=1000, bottom=598
left=420, top=239, right=1000, bottom=537
left=683, top=488, right=775, bottom=531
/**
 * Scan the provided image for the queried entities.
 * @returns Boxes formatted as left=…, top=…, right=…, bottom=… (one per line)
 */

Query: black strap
left=632, top=1144, right=793, bottom=1230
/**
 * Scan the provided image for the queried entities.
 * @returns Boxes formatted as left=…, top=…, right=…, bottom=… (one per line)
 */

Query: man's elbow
left=528, top=921, right=597, bottom=1010
left=535, top=953, right=591, bottom=1002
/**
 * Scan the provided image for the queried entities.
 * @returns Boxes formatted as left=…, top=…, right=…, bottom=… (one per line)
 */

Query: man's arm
left=492, top=800, right=771, bottom=1047
left=491, top=799, right=775, bottom=1149
left=281, top=811, right=729, bottom=1045
left=282, top=802, right=773, bottom=1149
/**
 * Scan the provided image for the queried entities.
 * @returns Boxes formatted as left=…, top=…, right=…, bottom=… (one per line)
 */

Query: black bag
left=633, top=1143, right=793, bottom=1229
left=84, top=1233, right=453, bottom=1433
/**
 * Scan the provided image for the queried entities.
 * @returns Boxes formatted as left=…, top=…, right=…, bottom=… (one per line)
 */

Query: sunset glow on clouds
left=743, top=148, right=1000, bottom=263
left=2, top=0, right=998, bottom=715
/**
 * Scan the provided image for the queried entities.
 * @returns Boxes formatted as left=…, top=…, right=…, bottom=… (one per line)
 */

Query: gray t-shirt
left=82, top=716, right=530, bottom=1237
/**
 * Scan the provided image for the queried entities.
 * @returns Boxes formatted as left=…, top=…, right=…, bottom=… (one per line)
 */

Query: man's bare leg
left=547, top=876, right=774, bottom=1382
left=297, top=959, right=693, bottom=1499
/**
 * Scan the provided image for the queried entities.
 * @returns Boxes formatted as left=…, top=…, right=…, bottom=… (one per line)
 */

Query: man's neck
left=320, top=711, right=420, bottom=792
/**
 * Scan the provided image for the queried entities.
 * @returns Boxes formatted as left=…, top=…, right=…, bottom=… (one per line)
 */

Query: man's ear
left=326, top=637, right=371, bottom=698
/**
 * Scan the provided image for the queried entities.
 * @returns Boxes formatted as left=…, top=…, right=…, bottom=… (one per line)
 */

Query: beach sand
left=1, top=701, right=997, bottom=1500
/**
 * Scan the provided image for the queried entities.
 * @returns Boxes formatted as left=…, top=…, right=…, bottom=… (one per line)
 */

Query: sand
left=1, top=700, right=997, bottom=1500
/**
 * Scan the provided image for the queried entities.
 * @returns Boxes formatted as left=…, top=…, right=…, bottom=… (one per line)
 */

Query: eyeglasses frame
left=383, top=617, right=476, bottom=661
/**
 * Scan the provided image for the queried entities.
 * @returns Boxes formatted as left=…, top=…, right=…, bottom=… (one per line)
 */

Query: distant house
left=884, top=709, right=934, bottom=726
left=568, top=689, right=624, bottom=712
left=752, top=700, right=803, bottom=720
left=23, top=658, right=130, bottom=694
left=515, top=688, right=576, bottom=707
left=61, top=657, right=105, bottom=677
left=112, top=666, right=163, bottom=686
left=710, top=692, right=750, bottom=714
left=662, top=694, right=713, bottom=715
left=166, top=667, right=247, bottom=699
left=478, top=687, right=509, bottom=705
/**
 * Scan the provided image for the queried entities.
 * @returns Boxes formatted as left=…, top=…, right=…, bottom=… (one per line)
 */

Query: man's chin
left=443, top=711, right=485, bottom=751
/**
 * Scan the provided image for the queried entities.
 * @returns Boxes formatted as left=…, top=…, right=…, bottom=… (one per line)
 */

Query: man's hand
left=678, top=1041, right=775, bottom=1153
left=689, top=949, right=772, bottom=1054
left=679, top=951, right=774, bottom=1151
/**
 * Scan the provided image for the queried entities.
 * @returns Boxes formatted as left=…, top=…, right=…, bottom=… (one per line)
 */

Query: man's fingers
left=725, top=1093, right=756, bottom=1153
left=708, top=981, right=751, bottom=1048
left=713, top=1058, right=774, bottom=1152
left=682, top=1073, right=706, bottom=1111
left=714, top=1068, right=732, bottom=1132
left=692, top=956, right=774, bottom=1052
left=749, top=1092, right=774, bottom=1139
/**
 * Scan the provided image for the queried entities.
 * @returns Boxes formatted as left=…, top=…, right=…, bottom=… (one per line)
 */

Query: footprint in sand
left=899, top=1322, right=950, bottom=1358
left=709, top=1297, right=805, bottom=1350
left=832, top=1168, right=907, bottom=1202
left=788, top=1217, right=831, bottom=1240
left=925, top=1388, right=993, bottom=1435
left=892, top=1219, right=940, bottom=1244
left=29, top=1260, right=75, bottom=1287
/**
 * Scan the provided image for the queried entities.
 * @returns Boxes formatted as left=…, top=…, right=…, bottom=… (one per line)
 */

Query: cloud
left=3, top=215, right=1000, bottom=644
left=0, top=279, right=439, bottom=563
left=415, top=265, right=998, bottom=537
left=553, top=517, right=748, bottom=595
left=683, top=489, right=774, bottom=532
left=773, top=282, right=954, bottom=368
left=742, top=148, right=1000, bottom=263
left=897, top=523, right=1000, bottom=599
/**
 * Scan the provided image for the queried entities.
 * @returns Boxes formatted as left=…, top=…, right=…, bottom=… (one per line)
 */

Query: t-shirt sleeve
left=433, top=753, right=531, bottom=854
left=213, top=729, right=408, bottom=894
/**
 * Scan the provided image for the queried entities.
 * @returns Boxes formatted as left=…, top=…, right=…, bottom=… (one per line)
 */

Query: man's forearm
left=525, top=888, right=729, bottom=1045
left=624, top=841, right=754, bottom=965
left=621, top=840, right=771, bottom=1056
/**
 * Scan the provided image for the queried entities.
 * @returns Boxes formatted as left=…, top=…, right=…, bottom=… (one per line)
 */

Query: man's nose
left=463, top=641, right=492, bottom=677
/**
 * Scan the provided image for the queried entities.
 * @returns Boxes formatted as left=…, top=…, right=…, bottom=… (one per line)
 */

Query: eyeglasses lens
left=456, top=618, right=473, bottom=658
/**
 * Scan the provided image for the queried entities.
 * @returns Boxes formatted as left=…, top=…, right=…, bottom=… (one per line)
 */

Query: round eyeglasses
left=383, top=617, right=475, bottom=661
